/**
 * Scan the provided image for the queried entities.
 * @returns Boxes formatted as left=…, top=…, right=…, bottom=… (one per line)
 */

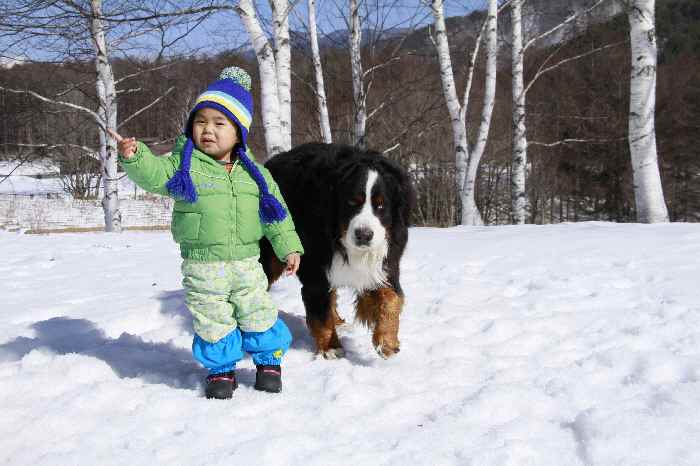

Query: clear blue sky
left=125, top=0, right=491, bottom=59
left=0, top=0, right=491, bottom=62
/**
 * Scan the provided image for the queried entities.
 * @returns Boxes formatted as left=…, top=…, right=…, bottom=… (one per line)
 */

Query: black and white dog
left=261, top=143, right=414, bottom=358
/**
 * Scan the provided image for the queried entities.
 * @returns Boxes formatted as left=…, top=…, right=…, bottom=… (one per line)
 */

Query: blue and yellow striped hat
left=185, top=67, right=253, bottom=145
left=166, top=66, right=287, bottom=223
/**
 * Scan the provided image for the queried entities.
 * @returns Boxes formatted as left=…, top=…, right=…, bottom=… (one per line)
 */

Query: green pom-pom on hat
left=219, top=66, right=252, bottom=91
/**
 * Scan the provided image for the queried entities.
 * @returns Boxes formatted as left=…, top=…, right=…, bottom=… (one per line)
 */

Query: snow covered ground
left=1, top=222, right=699, bottom=466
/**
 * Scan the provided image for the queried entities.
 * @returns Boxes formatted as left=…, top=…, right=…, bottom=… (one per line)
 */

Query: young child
left=110, top=67, right=303, bottom=400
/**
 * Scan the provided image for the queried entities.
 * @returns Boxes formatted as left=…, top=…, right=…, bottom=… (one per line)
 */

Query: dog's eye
left=349, top=195, right=365, bottom=206
left=373, top=195, right=385, bottom=210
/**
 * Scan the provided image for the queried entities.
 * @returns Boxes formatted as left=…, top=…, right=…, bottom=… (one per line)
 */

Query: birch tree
left=349, top=0, right=367, bottom=149
left=510, top=0, right=527, bottom=224
left=509, top=0, right=618, bottom=224
left=90, top=0, right=121, bottom=231
left=331, top=0, right=425, bottom=151
left=0, top=0, right=216, bottom=231
left=308, top=0, right=332, bottom=143
left=270, top=0, right=293, bottom=150
left=237, top=0, right=284, bottom=157
left=0, top=0, right=121, bottom=229
left=236, top=0, right=297, bottom=157
left=429, top=0, right=498, bottom=225
left=625, top=0, right=668, bottom=222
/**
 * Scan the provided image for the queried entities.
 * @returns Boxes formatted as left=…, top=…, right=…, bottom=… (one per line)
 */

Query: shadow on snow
left=0, top=316, right=204, bottom=390
left=0, top=291, right=360, bottom=390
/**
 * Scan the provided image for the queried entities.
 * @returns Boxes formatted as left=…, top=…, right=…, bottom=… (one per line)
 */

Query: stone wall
left=0, top=194, right=173, bottom=232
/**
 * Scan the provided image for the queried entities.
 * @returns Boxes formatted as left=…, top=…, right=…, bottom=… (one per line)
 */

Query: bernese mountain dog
left=261, top=143, right=414, bottom=359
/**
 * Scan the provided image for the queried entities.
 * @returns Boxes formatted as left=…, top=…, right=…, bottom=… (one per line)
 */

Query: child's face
left=192, top=108, right=239, bottom=162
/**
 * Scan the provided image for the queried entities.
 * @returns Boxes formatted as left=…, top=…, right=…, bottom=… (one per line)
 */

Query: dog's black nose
left=354, top=227, right=374, bottom=246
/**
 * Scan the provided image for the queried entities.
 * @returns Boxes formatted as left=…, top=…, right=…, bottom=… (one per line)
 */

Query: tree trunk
left=238, top=0, right=285, bottom=158
left=627, top=0, right=669, bottom=222
left=463, top=0, right=498, bottom=225
left=431, top=0, right=471, bottom=221
left=431, top=0, right=497, bottom=226
left=270, top=0, right=292, bottom=150
left=349, top=0, right=367, bottom=150
left=90, top=0, right=121, bottom=232
left=511, top=0, right=528, bottom=224
left=308, top=0, right=332, bottom=143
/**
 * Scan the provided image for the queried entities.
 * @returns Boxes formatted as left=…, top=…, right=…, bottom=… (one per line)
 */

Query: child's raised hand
left=107, top=128, right=137, bottom=159
left=284, top=253, right=301, bottom=276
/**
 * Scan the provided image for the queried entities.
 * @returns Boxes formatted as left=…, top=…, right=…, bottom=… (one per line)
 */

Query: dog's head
left=333, top=150, right=413, bottom=256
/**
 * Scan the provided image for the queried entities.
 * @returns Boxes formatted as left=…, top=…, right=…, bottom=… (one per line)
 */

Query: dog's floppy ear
left=379, top=157, right=415, bottom=227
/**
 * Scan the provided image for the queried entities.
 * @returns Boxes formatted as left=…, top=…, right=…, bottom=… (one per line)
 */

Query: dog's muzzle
left=353, top=227, right=374, bottom=246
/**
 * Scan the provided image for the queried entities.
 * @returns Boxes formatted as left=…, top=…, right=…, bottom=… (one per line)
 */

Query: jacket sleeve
left=118, top=141, right=181, bottom=197
left=262, top=169, right=305, bottom=261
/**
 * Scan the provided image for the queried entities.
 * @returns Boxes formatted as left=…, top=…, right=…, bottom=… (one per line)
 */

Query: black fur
left=261, top=143, right=414, bottom=327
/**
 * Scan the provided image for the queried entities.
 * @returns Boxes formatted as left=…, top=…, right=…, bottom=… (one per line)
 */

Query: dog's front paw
left=320, top=347, right=346, bottom=360
left=375, top=343, right=400, bottom=359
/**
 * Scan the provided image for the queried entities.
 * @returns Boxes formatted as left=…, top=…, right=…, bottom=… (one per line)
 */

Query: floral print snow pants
left=181, top=256, right=278, bottom=343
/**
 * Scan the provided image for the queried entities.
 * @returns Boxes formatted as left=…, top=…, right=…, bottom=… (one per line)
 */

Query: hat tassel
left=260, top=192, right=287, bottom=224
left=166, top=138, right=198, bottom=203
left=236, top=146, right=287, bottom=224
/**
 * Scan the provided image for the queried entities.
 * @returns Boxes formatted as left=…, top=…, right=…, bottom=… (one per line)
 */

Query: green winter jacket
left=119, top=136, right=304, bottom=262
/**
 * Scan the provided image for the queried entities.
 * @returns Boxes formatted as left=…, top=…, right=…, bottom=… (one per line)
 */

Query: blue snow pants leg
left=241, top=318, right=292, bottom=366
left=192, top=318, right=292, bottom=374
left=192, top=329, right=243, bottom=375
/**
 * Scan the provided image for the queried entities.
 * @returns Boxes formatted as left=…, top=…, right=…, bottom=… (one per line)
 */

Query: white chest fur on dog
left=327, top=170, right=389, bottom=292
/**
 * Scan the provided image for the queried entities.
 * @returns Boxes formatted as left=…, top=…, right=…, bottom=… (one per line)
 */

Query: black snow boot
left=205, top=371, right=238, bottom=399
left=254, top=365, right=282, bottom=393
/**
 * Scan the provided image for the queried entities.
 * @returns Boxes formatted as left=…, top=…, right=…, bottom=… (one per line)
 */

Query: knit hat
left=166, top=66, right=287, bottom=224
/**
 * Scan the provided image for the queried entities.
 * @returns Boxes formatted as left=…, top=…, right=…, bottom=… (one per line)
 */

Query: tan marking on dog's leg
left=308, top=290, right=345, bottom=359
left=265, top=255, right=286, bottom=290
left=330, top=289, right=346, bottom=326
left=356, top=288, right=403, bottom=358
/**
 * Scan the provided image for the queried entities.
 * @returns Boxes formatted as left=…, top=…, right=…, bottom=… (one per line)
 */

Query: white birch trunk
left=350, top=0, right=367, bottom=150
left=464, top=0, right=498, bottom=226
left=90, top=0, right=121, bottom=232
left=270, top=0, right=292, bottom=150
left=431, top=0, right=491, bottom=225
left=511, top=0, right=528, bottom=224
left=627, top=0, right=669, bottom=222
left=308, top=0, right=332, bottom=143
left=238, top=0, right=285, bottom=158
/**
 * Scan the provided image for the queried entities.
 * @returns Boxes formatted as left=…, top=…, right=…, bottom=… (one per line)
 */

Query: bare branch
left=528, top=137, right=625, bottom=148
left=382, top=143, right=400, bottom=154
left=0, top=86, right=102, bottom=125
left=524, top=41, right=626, bottom=95
left=98, top=5, right=236, bottom=23
left=114, top=62, right=177, bottom=85
left=118, top=86, right=175, bottom=129
left=523, top=0, right=609, bottom=51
